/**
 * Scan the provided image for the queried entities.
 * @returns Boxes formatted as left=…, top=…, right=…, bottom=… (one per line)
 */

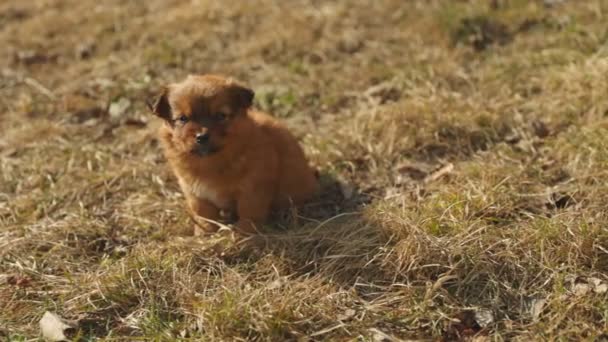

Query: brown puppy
left=149, top=74, right=319, bottom=234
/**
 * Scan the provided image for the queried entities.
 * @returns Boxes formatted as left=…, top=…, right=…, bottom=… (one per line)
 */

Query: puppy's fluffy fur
left=150, top=74, right=319, bottom=234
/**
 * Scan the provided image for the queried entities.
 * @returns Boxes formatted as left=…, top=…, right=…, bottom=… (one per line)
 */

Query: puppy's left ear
left=231, top=84, right=255, bottom=110
left=147, top=87, right=172, bottom=122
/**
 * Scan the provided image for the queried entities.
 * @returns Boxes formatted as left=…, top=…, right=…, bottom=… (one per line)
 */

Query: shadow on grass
left=219, top=170, right=401, bottom=292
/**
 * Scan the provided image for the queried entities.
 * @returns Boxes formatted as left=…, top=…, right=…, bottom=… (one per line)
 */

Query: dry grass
left=1, top=0, right=608, bottom=340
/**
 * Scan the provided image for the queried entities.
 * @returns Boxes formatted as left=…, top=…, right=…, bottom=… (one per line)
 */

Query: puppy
left=149, top=74, right=319, bottom=234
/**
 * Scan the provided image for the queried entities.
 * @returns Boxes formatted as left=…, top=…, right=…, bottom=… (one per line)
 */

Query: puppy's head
left=148, top=74, right=254, bottom=157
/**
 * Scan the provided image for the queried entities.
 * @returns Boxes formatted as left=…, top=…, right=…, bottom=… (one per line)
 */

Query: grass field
left=1, top=0, right=608, bottom=340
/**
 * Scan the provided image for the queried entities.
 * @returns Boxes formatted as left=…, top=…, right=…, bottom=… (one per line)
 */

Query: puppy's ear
left=147, top=87, right=172, bottom=122
left=230, top=84, right=254, bottom=110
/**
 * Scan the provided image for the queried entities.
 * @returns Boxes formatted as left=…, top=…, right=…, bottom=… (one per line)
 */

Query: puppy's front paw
left=193, top=225, right=216, bottom=236
left=192, top=217, right=221, bottom=235
left=234, top=219, right=261, bottom=235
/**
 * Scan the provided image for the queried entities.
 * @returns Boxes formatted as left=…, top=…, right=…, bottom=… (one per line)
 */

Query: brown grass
left=1, top=0, right=608, bottom=340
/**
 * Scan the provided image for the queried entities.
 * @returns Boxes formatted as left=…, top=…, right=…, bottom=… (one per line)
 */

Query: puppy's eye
left=177, top=115, right=189, bottom=123
left=215, top=112, right=227, bottom=121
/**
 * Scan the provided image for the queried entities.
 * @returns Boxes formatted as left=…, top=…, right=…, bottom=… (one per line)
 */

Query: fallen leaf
left=39, top=311, right=74, bottom=341
left=565, top=275, right=607, bottom=296
left=529, top=297, right=546, bottom=321
left=384, top=187, right=400, bottom=199
left=470, top=336, right=491, bottom=342
left=589, top=277, right=608, bottom=294
left=424, top=163, right=454, bottom=183
left=266, top=278, right=285, bottom=290
left=594, top=283, right=607, bottom=294
left=109, top=98, right=131, bottom=119
left=589, top=277, right=602, bottom=286
left=337, top=309, right=356, bottom=321
left=474, top=309, right=494, bottom=328
left=573, top=283, right=590, bottom=296
left=504, top=132, right=521, bottom=144
left=368, top=328, right=400, bottom=342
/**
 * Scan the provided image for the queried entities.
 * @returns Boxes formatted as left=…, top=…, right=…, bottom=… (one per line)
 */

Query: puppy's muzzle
left=196, top=132, right=210, bottom=145
left=192, top=132, right=217, bottom=156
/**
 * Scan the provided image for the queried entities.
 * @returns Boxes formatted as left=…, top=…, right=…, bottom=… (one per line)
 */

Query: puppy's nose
left=196, top=132, right=210, bottom=144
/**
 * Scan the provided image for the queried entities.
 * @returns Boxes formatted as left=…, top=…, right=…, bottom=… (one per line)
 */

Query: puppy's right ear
left=147, top=87, right=171, bottom=122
